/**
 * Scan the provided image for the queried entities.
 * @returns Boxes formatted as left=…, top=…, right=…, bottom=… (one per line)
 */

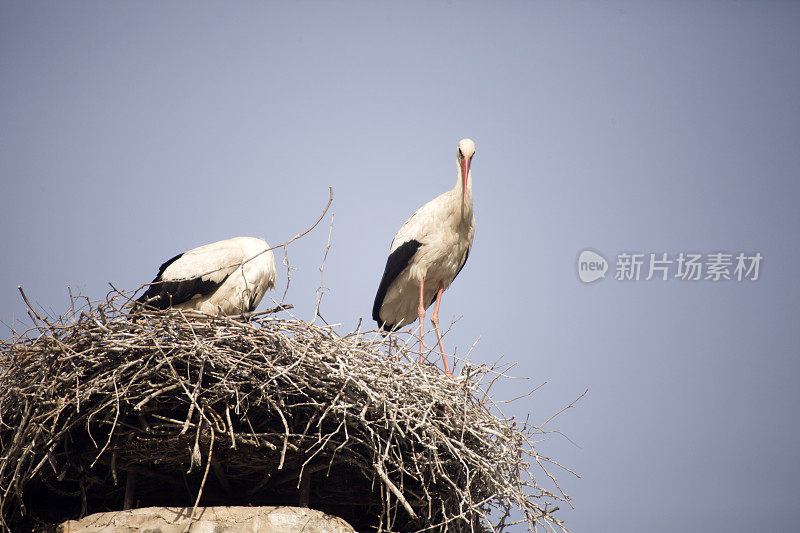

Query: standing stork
left=134, top=236, right=277, bottom=316
left=372, top=138, right=476, bottom=375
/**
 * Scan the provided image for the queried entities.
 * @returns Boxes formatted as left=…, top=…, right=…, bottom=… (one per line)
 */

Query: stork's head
left=457, top=138, right=475, bottom=202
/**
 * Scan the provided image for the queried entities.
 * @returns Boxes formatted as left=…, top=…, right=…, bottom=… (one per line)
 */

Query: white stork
left=372, top=138, right=476, bottom=375
left=134, top=236, right=277, bottom=316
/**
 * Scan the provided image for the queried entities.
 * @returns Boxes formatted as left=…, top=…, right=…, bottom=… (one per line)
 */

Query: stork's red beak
left=461, top=157, right=471, bottom=203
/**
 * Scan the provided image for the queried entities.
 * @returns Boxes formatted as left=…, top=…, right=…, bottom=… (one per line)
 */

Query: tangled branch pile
left=0, top=292, right=572, bottom=532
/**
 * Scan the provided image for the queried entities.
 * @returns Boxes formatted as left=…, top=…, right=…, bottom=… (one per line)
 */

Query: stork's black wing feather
left=372, top=239, right=423, bottom=330
left=155, top=252, right=184, bottom=278
left=135, top=252, right=229, bottom=310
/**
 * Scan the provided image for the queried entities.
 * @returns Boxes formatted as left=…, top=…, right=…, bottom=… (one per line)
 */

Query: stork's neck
left=455, top=161, right=474, bottom=217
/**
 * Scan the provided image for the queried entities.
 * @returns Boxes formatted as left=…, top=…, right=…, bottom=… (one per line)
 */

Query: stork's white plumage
left=135, top=236, right=277, bottom=316
left=373, top=138, right=476, bottom=374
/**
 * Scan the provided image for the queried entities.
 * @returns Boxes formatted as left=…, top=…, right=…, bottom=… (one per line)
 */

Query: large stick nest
left=0, top=292, right=572, bottom=532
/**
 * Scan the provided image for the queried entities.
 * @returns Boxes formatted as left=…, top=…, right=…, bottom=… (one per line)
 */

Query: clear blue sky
left=2, top=2, right=799, bottom=531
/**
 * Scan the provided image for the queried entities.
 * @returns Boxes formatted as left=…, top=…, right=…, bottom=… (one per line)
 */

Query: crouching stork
left=134, top=236, right=277, bottom=316
left=372, top=138, right=476, bottom=375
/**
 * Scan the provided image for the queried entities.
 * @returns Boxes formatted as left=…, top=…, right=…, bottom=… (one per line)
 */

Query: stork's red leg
left=417, top=278, right=426, bottom=363
left=430, top=282, right=452, bottom=375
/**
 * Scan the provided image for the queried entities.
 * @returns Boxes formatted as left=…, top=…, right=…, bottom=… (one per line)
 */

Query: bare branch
left=311, top=213, right=334, bottom=325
